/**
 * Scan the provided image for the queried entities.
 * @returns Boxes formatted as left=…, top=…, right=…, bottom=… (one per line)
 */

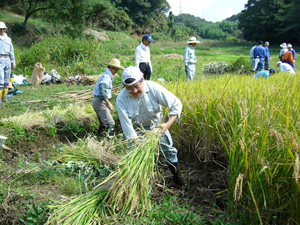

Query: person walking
left=116, top=66, right=186, bottom=187
left=0, top=21, right=16, bottom=104
left=92, top=58, right=125, bottom=137
left=253, top=40, right=266, bottom=72
left=135, top=34, right=153, bottom=80
left=184, top=37, right=200, bottom=81
left=277, top=61, right=295, bottom=74
left=287, top=43, right=296, bottom=70
left=264, top=41, right=270, bottom=70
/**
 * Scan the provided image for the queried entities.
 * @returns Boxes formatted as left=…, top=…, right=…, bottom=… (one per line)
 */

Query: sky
left=167, top=0, right=248, bottom=22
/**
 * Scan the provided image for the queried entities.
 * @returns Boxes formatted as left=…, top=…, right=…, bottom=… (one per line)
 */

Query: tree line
left=238, top=0, right=300, bottom=43
left=1, top=0, right=299, bottom=43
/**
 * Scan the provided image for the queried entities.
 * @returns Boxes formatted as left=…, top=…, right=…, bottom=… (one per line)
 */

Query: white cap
left=0, top=22, right=7, bottom=29
left=277, top=61, right=282, bottom=66
left=287, top=44, right=292, bottom=48
left=122, top=66, right=144, bottom=86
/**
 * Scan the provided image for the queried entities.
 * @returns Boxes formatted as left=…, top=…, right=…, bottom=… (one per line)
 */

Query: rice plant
left=165, top=74, right=300, bottom=224
left=47, top=129, right=161, bottom=224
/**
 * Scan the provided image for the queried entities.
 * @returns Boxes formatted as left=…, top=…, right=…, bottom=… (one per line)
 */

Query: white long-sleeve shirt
left=0, top=33, right=15, bottom=66
left=135, top=42, right=152, bottom=72
left=279, top=63, right=295, bottom=73
left=116, top=81, right=182, bottom=139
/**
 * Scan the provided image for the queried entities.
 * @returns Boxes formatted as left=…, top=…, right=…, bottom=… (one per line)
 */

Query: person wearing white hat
left=287, top=43, right=296, bottom=70
left=277, top=61, right=295, bottom=74
left=279, top=43, right=288, bottom=61
left=135, top=34, right=154, bottom=80
left=116, top=66, right=186, bottom=187
left=184, top=37, right=200, bottom=81
left=0, top=21, right=16, bottom=104
left=92, top=58, right=125, bottom=137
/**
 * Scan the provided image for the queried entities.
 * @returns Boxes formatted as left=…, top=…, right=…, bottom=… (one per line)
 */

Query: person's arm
left=157, top=115, right=178, bottom=134
left=9, top=39, right=16, bottom=69
left=135, top=46, right=141, bottom=67
left=116, top=95, right=138, bottom=139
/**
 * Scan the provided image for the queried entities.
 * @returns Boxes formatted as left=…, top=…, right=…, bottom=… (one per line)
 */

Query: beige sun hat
left=105, top=58, right=125, bottom=70
left=0, top=21, right=7, bottom=29
left=187, top=36, right=200, bottom=44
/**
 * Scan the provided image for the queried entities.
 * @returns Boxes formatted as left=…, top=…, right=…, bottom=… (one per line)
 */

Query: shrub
left=203, top=61, right=229, bottom=75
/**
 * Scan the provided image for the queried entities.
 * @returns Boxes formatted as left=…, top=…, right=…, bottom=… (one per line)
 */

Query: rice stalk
left=0, top=110, right=45, bottom=130
left=47, top=129, right=161, bottom=224
left=54, top=136, right=120, bottom=167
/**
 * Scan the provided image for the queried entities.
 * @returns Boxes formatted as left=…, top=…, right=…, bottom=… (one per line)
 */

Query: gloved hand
left=185, top=66, right=188, bottom=73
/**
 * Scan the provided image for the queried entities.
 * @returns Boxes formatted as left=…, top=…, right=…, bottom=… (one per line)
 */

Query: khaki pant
left=92, top=96, right=115, bottom=127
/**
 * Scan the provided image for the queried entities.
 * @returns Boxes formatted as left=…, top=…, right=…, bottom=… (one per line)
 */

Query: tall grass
left=166, top=74, right=300, bottom=224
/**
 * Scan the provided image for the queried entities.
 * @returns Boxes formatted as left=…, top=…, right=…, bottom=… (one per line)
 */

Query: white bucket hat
left=187, top=37, right=200, bottom=44
left=280, top=43, right=287, bottom=48
left=0, top=21, right=7, bottom=29
left=104, top=58, right=125, bottom=70
left=122, top=66, right=143, bottom=86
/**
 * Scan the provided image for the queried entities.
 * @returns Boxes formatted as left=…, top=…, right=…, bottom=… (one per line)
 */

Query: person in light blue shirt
left=264, top=41, right=270, bottom=70
left=0, top=21, right=16, bottom=104
left=93, top=58, right=124, bottom=137
left=184, top=37, right=200, bottom=82
left=116, top=66, right=186, bottom=187
left=253, top=40, right=266, bottom=72
left=253, top=68, right=276, bottom=78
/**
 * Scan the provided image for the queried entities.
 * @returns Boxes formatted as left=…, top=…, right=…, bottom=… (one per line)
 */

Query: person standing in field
left=135, top=34, right=153, bottom=80
left=92, top=58, right=125, bottom=137
left=116, top=66, right=186, bottom=187
left=277, top=61, right=295, bottom=74
left=250, top=42, right=258, bottom=71
left=0, top=21, right=16, bottom=104
left=184, top=37, right=200, bottom=81
left=253, top=68, right=276, bottom=78
left=287, top=43, right=296, bottom=70
left=253, top=40, right=266, bottom=72
left=281, top=49, right=294, bottom=68
left=264, top=41, right=270, bottom=70
left=279, top=43, right=288, bottom=61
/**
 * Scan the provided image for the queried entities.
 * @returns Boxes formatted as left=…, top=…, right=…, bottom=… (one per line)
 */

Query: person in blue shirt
left=264, top=41, right=270, bottom=70
left=92, top=58, right=124, bottom=137
left=253, top=40, right=266, bottom=72
left=253, top=68, right=276, bottom=78
left=287, top=43, right=296, bottom=70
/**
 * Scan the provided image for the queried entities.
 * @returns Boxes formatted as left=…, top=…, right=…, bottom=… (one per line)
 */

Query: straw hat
left=105, top=58, right=125, bottom=70
left=187, top=37, right=200, bottom=44
left=280, top=43, right=287, bottom=48
left=0, top=22, right=7, bottom=29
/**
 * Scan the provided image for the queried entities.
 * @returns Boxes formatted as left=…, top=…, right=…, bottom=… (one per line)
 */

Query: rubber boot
left=168, top=162, right=186, bottom=187
left=107, top=125, right=115, bottom=139
left=0, top=90, right=2, bottom=105
left=2, top=88, right=8, bottom=102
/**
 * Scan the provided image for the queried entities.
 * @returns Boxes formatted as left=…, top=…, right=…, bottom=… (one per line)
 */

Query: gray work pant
left=92, top=96, right=115, bottom=127
left=0, top=58, right=11, bottom=89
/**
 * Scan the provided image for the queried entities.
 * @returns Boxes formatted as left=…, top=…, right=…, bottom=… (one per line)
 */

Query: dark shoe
left=97, top=126, right=106, bottom=136
left=168, top=162, right=186, bottom=187
left=2, top=96, right=8, bottom=102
